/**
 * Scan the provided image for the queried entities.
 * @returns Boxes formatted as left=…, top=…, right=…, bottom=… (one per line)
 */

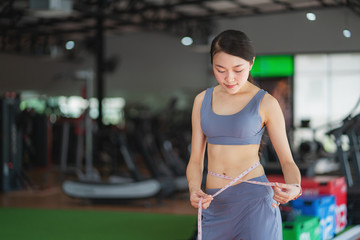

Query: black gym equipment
left=62, top=74, right=162, bottom=201
left=124, top=107, right=189, bottom=193
left=19, top=110, right=49, bottom=169
left=327, top=96, right=360, bottom=188
left=0, top=92, right=23, bottom=192
left=326, top=97, right=360, bottom=225
left=327, top=114, right=360, bottom=187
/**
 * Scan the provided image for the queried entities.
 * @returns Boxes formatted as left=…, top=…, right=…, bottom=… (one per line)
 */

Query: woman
left=186, top=30, right=302, bottom=240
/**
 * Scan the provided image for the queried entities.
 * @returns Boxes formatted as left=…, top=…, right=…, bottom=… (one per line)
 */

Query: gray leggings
left=201, top=175, right=282, bottom=240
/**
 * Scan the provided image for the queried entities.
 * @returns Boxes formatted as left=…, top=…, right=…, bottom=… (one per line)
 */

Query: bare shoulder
left=191, top=90, right=207, bottom=124
left=193, top=90, right=207, bottom=108
left=261, top=92, right=280, bottom=111
left=259, top=92, right=283, bottom=124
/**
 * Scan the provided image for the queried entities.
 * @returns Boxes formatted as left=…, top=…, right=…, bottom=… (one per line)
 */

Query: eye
left=217, top=69, right=225, bottom=73
left=235, top=70, right=243, bottom=73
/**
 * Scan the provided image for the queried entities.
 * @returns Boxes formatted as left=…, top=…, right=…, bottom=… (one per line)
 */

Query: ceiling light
left=343, top=29, right=351, bottom=38
left=181, top=37, right=193, bottom=46
left=65, top=40, right=75, bottom=50
left=306, top=12, right=316, bottom=21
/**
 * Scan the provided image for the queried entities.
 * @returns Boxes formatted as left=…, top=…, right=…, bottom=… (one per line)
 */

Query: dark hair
left=210, top=30, right=255, bottom=64
left=210, top=30, right=256, bottom=82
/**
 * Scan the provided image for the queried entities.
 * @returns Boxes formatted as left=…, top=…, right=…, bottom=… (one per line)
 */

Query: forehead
left=212, top=51, right=248, bottom=65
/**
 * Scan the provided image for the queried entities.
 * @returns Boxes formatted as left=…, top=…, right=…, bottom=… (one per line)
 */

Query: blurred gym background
left=1, top=0, right=360, bottom=239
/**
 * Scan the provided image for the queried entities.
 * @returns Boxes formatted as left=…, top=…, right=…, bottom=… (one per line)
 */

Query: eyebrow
left=215, top=64, right=244, bottom=68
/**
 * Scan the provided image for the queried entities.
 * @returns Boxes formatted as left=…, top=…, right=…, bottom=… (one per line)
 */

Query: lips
left=225, top=84, right=237, bottom=89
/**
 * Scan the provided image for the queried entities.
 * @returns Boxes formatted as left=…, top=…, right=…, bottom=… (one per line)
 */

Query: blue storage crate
left=291, top=195, right=336, bottom=240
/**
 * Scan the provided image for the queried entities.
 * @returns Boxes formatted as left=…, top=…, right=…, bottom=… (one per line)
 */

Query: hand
left=272, top=182, right=302, bottom=206
left=190, top=189, right=214, bottom=209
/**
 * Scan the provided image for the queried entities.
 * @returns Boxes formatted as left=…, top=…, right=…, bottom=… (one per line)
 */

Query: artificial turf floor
left=0, top=207, right=197, bottom=240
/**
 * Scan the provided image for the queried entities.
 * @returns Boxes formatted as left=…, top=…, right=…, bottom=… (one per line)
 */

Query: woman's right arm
left=186, top=91, right=213, bottom=209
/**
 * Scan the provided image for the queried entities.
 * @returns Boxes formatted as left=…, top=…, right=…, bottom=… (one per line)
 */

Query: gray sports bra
left=200, top=87, right=266, bottom=145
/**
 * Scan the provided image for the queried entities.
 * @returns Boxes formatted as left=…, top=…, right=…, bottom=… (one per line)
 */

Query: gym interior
left=1, top=1, right=360, bottom=239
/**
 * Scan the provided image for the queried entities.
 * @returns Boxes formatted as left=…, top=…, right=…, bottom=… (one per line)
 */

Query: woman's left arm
left=261, top=94, right=302, bottom=204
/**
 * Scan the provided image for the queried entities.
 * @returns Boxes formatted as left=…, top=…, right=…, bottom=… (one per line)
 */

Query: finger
left=191, top=202, right=199, bottom=208
left=277, top=182, right=290, bottom=188
left=202, top=200, right=212, bottom=209
left=202, top=194, right=213, bottom=202
left=202, top=198, right=211, bottom=204
left=275, top=183, right=290, bottom=192
left=197, top=192, right=213, bottom=200
left=273, top=190, right=289, bottom=202
left=273, top=196, right=283, bottom=204
left=274, top=193, right=289, bottom=203
left=191, top=194, right=213, bottom=209
left=273, top=186, right=285, bottom=197
left=272, top=201, right=280, bottom=208
left=274, top=185, right=291, bottom=198
left=204, top=195, right=214, bottom=201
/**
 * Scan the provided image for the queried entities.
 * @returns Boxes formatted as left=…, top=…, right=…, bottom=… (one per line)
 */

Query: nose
left=225, top=71, right=235, bottom=83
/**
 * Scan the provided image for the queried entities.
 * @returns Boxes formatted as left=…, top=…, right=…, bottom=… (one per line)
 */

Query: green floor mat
left=0, top=207, right=197, bottom=240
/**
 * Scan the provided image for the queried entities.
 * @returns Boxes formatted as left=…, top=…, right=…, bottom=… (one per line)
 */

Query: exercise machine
left=62, top=71, right=162, bottom=200
left=0, top=92, right=23, bottom=192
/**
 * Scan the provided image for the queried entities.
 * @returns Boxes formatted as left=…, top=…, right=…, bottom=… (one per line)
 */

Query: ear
left=249, top=57, right=255, bottom=70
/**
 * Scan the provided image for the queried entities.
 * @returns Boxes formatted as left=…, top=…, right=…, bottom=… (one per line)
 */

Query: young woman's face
left=212, top=51, right=253, bottom=94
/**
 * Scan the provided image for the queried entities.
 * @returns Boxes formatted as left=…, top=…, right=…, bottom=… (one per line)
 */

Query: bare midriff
left=206, top=143, right=265, bottom=189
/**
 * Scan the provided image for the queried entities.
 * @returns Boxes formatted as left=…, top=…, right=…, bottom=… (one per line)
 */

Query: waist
left=205, top=174, right=273, bottom=204
left=206, top=160, right=265, bottom=189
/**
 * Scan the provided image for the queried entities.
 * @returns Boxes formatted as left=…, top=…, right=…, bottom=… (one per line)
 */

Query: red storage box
left=267, top=175, right=347, bottom=233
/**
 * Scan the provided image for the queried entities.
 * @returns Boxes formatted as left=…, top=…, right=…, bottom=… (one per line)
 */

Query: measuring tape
left=197, top=162, right=278, bottom=240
